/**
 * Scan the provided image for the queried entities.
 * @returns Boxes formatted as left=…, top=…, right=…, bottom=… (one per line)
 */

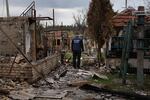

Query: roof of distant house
left=112, top=8, right=135, bottom=27
left=112, top=7, right=150, bottom=27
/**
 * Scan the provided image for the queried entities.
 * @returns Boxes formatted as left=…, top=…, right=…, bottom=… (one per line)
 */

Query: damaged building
left=0, top=17, right=34, bottom=59
left=0, top=1, right=60, bottom=82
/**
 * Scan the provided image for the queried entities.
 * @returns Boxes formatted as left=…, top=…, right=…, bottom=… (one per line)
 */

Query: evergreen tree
left=87, top=0, right=114, bottom=66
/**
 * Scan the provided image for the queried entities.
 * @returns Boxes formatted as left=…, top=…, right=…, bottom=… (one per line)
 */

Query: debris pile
left=15, top=54, right=26, bottom=64
left=82, top=56, right=96, bottom=66
left=0, top=64, right=149, bottom=100
left=98, top=65, right=119, bottom=73
left=0, top=54, right=27, bottom=64
left=0, top=78, right=34, bottom=100
left=31, top=65, right=127, bottom=100
left=0, top=56, right=12, bottom=63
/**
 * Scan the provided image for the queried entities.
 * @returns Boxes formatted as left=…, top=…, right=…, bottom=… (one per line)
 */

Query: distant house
left=112, top=7, right=150, bottom=35
left=45, top=26, right=78, bottom=52
left=106, top=7, right=150, bottom=68
left=112, top=7, right=136, bottom=35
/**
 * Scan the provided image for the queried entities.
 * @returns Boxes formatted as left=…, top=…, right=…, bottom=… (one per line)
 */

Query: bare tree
left=147, top=1, right=150, bottom=12
left=73, top=9, right=87, bottom=34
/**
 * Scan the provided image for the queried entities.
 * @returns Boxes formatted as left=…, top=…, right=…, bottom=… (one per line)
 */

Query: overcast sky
left=0, top=0, right=147, bottom=25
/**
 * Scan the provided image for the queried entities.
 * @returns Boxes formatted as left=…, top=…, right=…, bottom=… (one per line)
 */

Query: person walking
left=71, top=34, right=84, bottom=69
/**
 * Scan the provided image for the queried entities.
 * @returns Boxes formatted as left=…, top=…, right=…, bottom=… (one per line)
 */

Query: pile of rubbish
left=0, top=64, right=149, bottom=100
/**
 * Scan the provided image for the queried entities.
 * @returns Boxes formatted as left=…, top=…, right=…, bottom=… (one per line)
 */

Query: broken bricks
left=15, top=54, right=26, bottom=64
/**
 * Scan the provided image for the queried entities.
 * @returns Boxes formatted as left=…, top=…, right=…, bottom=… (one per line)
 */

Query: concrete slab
left=35, top=89, right=68, bottom=99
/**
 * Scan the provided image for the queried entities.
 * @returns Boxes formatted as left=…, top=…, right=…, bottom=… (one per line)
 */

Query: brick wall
left=0, top=63, right=32, bottom=81
left=32, top=54, right=60, bottom=81
left=0, top=17, right=29, bottom=56
left=0, top=54, right=60, bottom=82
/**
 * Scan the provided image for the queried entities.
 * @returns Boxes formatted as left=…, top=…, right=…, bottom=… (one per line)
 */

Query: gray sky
left=0, top=0, right=147, bottom=25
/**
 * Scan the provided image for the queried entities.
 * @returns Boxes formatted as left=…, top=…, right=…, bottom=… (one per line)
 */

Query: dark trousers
left=73, top=51, right=81, bottom=69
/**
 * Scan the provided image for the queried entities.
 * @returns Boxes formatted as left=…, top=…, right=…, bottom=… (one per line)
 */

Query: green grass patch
left=64, top=52, right=72, bottom=62
left=90, top=73, right=150, bottom=93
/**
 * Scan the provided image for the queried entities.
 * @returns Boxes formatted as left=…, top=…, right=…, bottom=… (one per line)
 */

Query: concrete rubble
left=15, top=54, right=26, bottom=64
left=36, top=89, right=68, bottom=99
left=81, top=56, right=119, bottom=74
left=0, top=64, right=130, bottom=100
left=0, top=56, right=12, bottom=63
left=9, top=90, right=35, bottom=100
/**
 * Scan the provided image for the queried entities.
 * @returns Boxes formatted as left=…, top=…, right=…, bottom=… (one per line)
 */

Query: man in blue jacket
left=71, top=34, right=84, bottom=69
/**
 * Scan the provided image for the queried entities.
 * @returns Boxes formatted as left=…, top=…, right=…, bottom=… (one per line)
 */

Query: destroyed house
left=0, top=1, right=60, bottom=82
left=45, top=26, right=76, bottom=51
left=0, top=17, right=34, bottom=58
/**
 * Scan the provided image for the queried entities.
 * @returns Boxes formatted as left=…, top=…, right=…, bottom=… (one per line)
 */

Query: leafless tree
left=73, top=9, right=87, bottom=34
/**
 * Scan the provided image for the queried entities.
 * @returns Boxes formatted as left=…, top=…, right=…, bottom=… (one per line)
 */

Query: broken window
left=57, top=39, right=60, bottom=46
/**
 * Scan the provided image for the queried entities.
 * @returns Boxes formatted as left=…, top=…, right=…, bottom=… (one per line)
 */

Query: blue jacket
left=71, top=36, right=84, bottom=52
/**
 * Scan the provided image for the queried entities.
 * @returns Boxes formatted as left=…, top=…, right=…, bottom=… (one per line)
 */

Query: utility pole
left=137, top=6, right=145, bottom=87
left=60, top=22, right=65, bottom=64
left=53, top=9, right=55, bottom=27
left=6, top=0, right=10, bottom=17
left=52, top=9, right=55, bottom=53
left=125, top=0, right=127, bottom=8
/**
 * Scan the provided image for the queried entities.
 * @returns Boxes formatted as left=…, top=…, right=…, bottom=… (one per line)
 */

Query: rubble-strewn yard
left=0, top=64, right=126, bottom=100
left=1, top=0, right=150, bottom=99
left=0, top=62, right=150, bottom=100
